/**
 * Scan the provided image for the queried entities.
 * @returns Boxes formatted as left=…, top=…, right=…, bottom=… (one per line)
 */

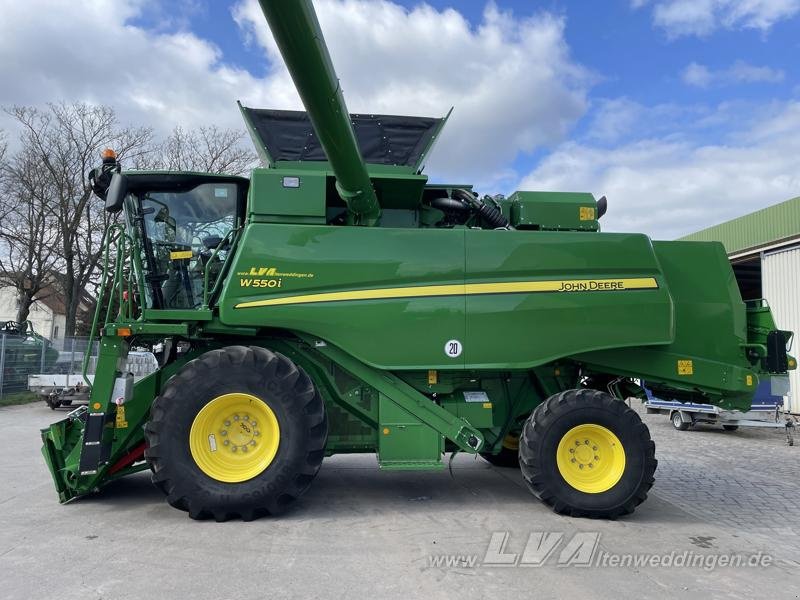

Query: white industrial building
left=682, top=196, right=800, bottom=413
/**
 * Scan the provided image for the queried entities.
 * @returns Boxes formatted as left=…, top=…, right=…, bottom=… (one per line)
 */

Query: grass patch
left=0, top=390, right=41, bottom=407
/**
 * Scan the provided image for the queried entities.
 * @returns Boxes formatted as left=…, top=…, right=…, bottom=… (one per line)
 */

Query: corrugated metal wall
left=680, top=196, right=800, bottom=255
left=762, top=245, right=800, bottom=413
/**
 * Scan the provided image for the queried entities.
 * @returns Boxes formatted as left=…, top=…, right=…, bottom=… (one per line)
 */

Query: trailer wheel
left=481, top=433, right=520, bottom=468
left=671, top=411, right=690, bottom=431
left=519, top=389, right=657, bottom=519
left=722, top=424, right=739, bottom=431
left=44, top=395, right=61, bottom=410
left=144, top=346, right=328, bottom=521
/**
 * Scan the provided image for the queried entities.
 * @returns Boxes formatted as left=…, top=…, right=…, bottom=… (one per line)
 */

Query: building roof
left=35, top=283, right=67, bottom=314
left=680, top=196, right=800, bottom=256
left=34, top=280, right=95, bottom=317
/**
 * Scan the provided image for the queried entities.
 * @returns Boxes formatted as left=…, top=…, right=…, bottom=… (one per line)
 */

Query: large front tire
left=519, top=389, right=657, bottom=519
left=144, top=346, right=327, bottom=521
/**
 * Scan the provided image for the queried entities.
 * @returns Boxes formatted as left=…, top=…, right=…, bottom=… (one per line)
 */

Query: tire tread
left=144, top=345, right=327, bottom=521
left=519, top=389, right=657, bottom=519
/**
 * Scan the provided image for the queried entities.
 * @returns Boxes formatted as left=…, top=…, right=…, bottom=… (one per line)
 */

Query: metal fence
left=0, top=334, right=160, bottom=404
left=0, top=335, right=99, bottom=401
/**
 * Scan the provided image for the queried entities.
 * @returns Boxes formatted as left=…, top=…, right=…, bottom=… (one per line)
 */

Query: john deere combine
left=41, top=0, right=795, bottom=520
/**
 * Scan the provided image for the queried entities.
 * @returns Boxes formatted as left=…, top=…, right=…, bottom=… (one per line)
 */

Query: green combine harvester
left=41, top=1, right=795, bottom=520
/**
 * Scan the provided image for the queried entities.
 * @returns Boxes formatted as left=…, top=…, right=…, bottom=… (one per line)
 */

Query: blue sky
left=2, top=0, right=799, bottom=238
left=129, top=0, right=800, bottom=127
left=394, top=0, right=800, bottom=113
left=132, top=1, right=800, bottom=107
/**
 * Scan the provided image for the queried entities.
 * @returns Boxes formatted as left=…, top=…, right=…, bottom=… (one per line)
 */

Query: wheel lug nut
left=251, top=421, right=257, bottom=427
left=571, top=458, right=576, bottom=463
left=224, top=420, right=231, bottom=427
left=584, top=440, right=589, bottom=445
left=234, top=415, right=239, bottom=421
left=254, top=431, right=260, bottom=436
left=242, top=446, right=248, bottom=452
left=231, top=446, right=237, bottom=452
left=592, top=446, right=597, bottom=451
left=594, top=455, right=599, bottom=461
left=575, top=441, right=580, bottom=446
left=569, top=448, right=575, bottom=454
left=250, top=440, right=256, bottom=446
left=579, top=464, right=584, bottom=469
left=220, top=430, right=227, bottom=436
left=243, top=415, right=249, bottom=421
left=588, top=463, right=594, bottom=468
left=223, top=440, right=230, bottom=446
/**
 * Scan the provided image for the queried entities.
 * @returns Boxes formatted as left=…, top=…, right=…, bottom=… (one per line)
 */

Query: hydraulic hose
left=452, top=189, right=511, bottom=229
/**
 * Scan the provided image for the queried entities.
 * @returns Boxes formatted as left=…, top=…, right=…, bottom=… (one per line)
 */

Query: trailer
left=29, top=351, right=158, bottom=409
left=29, top=374, right=91, bottom=410
left=645, top=380, right=795, bottom=444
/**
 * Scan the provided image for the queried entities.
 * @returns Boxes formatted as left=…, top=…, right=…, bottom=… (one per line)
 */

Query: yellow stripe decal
left=170, top=250, right=193, bottom=260
left=234, top=277, right=658, bottom=309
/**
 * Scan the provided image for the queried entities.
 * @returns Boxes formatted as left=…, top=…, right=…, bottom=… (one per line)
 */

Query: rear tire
left=519, top=389, right=657, bottom=519
left=671, top=411, right=691, bottom=431
left=144, top=346, right=327, bottom=521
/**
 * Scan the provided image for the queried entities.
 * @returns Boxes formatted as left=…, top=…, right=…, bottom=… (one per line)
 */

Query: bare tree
left=5, top=102, right=154, bottom=336
left=0, top=106, right=254, bottom=335
left=0, top=145, right=62, bottom=323
left=154, top=125, right=256, bottom=175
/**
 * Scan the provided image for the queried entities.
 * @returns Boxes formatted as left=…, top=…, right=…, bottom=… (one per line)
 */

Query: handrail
left=83, top=225, right=122, bottom=389
left=202, top=227, right=241, bottom=309
left=82, top=225, right=138, bottom=389
left=84, top=221, right=239, bottom=389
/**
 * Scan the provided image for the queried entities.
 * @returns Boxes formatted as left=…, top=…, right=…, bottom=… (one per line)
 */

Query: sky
left=0, top=0, right=799, bottom=239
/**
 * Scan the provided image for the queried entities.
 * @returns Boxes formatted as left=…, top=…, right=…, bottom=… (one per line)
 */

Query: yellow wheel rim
left=502, top=433, right=519, bottom=451
left=189, top=392, right=280, bottom=483
left=556, top=424, right=625, bottom=494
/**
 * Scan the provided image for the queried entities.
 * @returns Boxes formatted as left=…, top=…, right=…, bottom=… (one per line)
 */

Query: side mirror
left=105, top=173, right=128, bottom=213
left=596, top=195, right=608, bottom=219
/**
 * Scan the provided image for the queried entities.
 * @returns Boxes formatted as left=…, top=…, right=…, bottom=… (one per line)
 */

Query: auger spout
left=258, top=0, right=381, bottom=225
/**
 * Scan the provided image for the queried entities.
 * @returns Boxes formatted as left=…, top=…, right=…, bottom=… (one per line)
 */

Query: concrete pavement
left=1, top=402, right=798, bottom=600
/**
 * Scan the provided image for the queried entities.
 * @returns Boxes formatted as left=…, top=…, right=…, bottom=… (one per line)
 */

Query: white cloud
left=0, top=0, right=278, bottom=137
left=583, top=98, right=706, bottom=143
left=9, top=0, right=793, bottom=242
left=682, top=60, right=785, bottom=87
left=584, top=98, right=645, bottom=143
left=641, top=0, right=800, bottom=37
left=519, top=100, right=800, bottom=239
left=0, top=0, right=593, bottom=190
left=232, top=0, right=592, bottom=187
left=683, top=63, right=714, bottom=87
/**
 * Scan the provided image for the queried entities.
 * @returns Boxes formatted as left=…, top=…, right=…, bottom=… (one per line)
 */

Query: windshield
left=135, top=181, right=240, bottom=310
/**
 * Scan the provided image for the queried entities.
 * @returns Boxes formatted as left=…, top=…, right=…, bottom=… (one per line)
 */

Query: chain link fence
left=0, top=334, right=157, bottom=407
left=0, top=335, right=97, bottom=401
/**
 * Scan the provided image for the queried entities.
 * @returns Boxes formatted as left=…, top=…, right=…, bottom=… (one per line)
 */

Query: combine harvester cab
left=41, top=0, right=795, bottom=521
